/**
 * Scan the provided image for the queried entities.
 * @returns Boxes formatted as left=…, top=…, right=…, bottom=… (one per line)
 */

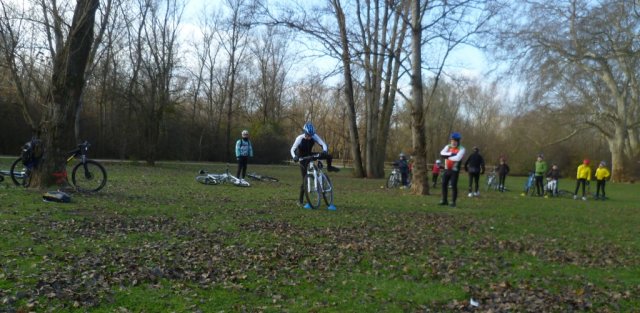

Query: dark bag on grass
left=43, top=191, right=71, bottom=203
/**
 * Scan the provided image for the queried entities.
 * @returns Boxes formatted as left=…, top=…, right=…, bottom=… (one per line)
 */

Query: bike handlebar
left=296, top=153, right=323, bottom=162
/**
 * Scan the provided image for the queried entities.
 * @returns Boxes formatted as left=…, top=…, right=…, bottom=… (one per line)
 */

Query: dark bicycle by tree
left=10, top=139, right=107, bottom=192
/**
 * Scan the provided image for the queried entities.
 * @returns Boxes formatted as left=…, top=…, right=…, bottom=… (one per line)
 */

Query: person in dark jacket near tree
left=464, top=147, right=485, bottom=197
left=496, top=157, right=510, bottom=192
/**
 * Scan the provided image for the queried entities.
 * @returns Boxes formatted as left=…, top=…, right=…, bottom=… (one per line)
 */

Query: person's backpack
left=42, top=191, right=71, bottom=203
left=21, top=138, right=42, bottom=167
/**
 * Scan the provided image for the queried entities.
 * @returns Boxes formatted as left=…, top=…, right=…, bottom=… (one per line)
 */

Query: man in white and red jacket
left=439, top=132, right=466, bottom=207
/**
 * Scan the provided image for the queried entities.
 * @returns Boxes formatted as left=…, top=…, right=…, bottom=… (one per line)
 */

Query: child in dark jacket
left=545, top=164, right=561, bottom=197
left=496, top=157, right=510, bottom=192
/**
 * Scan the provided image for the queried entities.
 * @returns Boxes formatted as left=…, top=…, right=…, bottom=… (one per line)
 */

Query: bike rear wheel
left=304, top=174, right=322, bottom=209
left=320, top=173, right=333, bottom=206
left=71, top=160, right=107, bottom=192
left=196, top=175, right=220, bottom=185
left=10, top=157, right=30, bottom=187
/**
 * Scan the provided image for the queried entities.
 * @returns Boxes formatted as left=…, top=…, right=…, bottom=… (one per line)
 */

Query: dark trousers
left=236, top=156, right=248, bottom=178
left=441, top=170, right=460, bottom=204
left=535, top=175, right=544, bottom=196
left=574, top=178, right=587, bottom=196
left=498, top=174, right=507, bottom=191
left=468, top=172, right=480, bottom=193
left=401, top=171, right=408, bottom=186
left=432, top=173, right=439, bottom=186
left=595, top=179, right=606, bottom=197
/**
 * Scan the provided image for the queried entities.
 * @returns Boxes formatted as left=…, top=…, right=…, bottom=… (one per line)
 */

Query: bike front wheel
left=71, top=160, right=107, bottom=192
left=320, top=173, right=333, bottom=206
left=10, top=157, right=30, bottom=187
left=386, top=173, right=400, bottom=188
left=304, top=174, right=322, bottom=209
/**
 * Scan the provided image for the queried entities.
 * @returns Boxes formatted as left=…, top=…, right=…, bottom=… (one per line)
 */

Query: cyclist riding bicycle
left=291, top=122, right=340, bottom=208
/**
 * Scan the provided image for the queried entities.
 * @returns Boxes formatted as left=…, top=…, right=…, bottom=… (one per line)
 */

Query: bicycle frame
left=299, top=153, right=334, bottom=209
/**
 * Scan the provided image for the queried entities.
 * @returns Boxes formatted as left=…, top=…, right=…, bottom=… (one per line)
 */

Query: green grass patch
left=0, top=159, right=638, bottom=311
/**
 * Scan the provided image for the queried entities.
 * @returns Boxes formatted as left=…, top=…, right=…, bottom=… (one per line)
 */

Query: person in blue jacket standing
left=235, top=130, right=254, bottom=179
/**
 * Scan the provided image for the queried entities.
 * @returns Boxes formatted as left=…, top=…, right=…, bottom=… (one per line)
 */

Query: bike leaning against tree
left=296, top=153, right=335, bottom=210
left=10, top=139, right=107, bottom=192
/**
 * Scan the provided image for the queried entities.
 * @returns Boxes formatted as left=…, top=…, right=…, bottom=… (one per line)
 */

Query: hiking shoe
left=468, top=192, right=474, bottom=198
left=327, top=204, right=337, bottom=211
left=327, top=166, right=340, bottom=172
left=573, top=195, right=578, bottom=200
left=474, top=192, right=480, bottom=197
left=449, top=202, right=456, bottom=208
left=581, top=196, right=587, bottom=201
left=303, top=203, right=313, bottom=209
left=438, top=201, right=448, bottom=206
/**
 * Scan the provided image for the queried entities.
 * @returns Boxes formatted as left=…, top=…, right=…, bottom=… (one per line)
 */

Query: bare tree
left=495, top=0, right=640, bottom=181
left=6, top=0, right=100, bottom=188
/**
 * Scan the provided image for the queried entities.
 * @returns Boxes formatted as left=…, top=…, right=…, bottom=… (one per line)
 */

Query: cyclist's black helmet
left=303, top=122, right=315, bottom=136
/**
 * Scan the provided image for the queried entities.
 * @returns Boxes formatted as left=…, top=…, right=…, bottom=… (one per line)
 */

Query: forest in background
left=1, top=0, right=637, bottom=181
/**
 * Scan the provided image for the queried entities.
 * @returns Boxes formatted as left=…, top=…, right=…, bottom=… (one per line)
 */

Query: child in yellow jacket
left=594, top=161, right=611, bottom=200
left=573, top=159, right=592, bottom=200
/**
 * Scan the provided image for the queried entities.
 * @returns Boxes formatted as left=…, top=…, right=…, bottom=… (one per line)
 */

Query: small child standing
left=545, top=164, right=560, bottom=197
left=594, top=161, right=611, bottom=200
left=573, top=159, right=592, bottom=200
left=432, top=159, right=442, bottom=187
left=496, top=157, right=510, bottom=192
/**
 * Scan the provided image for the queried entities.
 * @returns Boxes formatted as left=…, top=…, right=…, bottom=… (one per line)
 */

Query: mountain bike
left=386, top=166, right=402, bottom=188
left=486, top=170, right=498, bottom=191
left=247, top=172, right=279, bottom=182
left=196, top=168, right=250, bottom=187
left=299, top=153, right=333, bottom=209
left=522, top=172, right=536, bottom=196
left=10, top=141, right=107, bottom=192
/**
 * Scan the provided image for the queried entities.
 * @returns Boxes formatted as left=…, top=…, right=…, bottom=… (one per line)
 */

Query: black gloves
left=321, top=150, right=329, bottom=157
left=293, top=156, right=299, bottom=162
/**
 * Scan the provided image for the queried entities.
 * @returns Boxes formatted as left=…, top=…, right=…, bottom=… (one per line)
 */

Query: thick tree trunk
left=333, top=0, right=365, bottom=177
left=608, top=128, right=629, bottom=183
left=30, top=0, right=99, bottom=189
left=408, top=0, right=429, bottom=195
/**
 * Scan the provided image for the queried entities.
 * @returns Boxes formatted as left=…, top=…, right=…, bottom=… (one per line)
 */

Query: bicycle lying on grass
left=196, top=168, right=250, bottom=187
left=10, top=140, right=107, bottom=192
left=298, top=153, right=334, bottom=209
left=246, top=172, right=279, bottom=182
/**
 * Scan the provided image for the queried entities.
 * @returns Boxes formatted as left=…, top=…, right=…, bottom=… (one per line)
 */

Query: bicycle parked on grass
left=486, top=170, right=498, bottom=191
left=246, top=172, right=279, bottom=182
left=196, top=167, right=250, bottom=187
left=386, top=166, right=402, bottom=188
left=299, top=153, right=334, bottom=209
left=10, top=140, right=107, bottom=192
left=522, top=172, right=536, bottom=196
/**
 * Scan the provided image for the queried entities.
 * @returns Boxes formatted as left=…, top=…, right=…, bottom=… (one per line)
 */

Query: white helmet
left=436, top=159, right=441, bottom=164
left=241, top=130, right=249, bottom=137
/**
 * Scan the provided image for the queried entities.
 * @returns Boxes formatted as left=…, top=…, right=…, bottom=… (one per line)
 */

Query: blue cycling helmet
left=303, top=122, right=315, bottom=136
left=450, top=132, right=461, bottom=140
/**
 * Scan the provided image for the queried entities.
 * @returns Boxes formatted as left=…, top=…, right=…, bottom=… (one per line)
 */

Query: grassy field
left=1, top=159, right=639, bottom=312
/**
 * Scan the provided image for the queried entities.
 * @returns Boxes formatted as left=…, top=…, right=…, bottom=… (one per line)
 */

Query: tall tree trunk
left=31, top=0, right=99, bottom=189
left=408, top=0, right=429, bottom=195
left=333, top=0, right=364, bottom=177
